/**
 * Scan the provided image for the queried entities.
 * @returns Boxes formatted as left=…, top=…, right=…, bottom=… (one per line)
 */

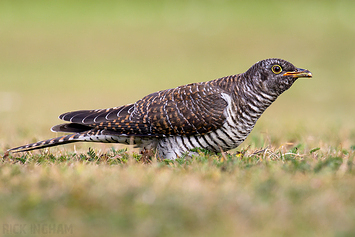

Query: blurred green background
left=1, top=0, right=355, bottom=150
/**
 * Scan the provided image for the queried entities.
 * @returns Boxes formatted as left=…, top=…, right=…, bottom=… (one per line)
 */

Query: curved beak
left=283, top=68, right=312, bottom=78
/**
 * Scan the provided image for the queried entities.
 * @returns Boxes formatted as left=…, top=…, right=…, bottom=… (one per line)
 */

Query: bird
left=8, top=58, right=312, bottom=160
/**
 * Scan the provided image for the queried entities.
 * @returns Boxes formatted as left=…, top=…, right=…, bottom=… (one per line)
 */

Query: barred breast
left=8, top=58, right=312, bottom=159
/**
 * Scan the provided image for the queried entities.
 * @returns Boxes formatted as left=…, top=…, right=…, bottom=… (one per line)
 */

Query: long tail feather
left=8, top=132, right=150, bottom=153
left=8, top=133, right=84, bottom=153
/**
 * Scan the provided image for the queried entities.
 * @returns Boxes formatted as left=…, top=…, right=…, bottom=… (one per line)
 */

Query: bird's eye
left=271, top=65, right=282, bottom=74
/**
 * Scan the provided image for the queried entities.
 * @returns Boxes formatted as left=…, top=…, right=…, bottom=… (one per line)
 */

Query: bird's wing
left=95, top=82, right=230, bottom=137
left=52, top=103, right=136, bottom=132
left=58, top=104, right=135, bottom=124
left=54, top=82, right=230, bottom=137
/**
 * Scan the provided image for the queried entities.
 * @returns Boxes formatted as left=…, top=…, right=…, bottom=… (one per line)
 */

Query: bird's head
left=244, top=58, right=312, bottom=96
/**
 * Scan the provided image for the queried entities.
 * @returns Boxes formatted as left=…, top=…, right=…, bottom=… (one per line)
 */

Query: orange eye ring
left=271, top=65, right=282, bottom=74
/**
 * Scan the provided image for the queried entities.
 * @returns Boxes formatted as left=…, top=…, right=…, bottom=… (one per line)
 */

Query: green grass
left=1, top=0, right=355, bottom=236
left=2, top=146, right=355, bottom=237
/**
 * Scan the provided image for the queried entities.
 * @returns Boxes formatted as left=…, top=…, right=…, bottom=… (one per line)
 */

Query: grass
left=2, top=145, right=355, bottom=237
left=1, top=0, right=355, bottom=236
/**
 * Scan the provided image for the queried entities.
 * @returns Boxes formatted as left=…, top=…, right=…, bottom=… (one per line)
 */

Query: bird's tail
left=8, top=133, right=87, bottom=153
left=8, top=131, right=148, bottom=153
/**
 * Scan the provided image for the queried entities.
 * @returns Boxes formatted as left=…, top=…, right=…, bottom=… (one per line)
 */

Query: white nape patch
left=221, top=92, right=232, bottom=106
left=220, top=92, right=234, bottom=119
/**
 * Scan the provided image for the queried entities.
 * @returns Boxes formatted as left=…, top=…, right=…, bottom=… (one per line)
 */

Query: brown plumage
left=55, top=78, right=231, bottom=137
left=9, top=58, right=312, bottom=159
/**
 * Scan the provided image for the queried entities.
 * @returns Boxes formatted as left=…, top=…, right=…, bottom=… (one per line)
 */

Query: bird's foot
left=140, top=148, right=155, bottom=164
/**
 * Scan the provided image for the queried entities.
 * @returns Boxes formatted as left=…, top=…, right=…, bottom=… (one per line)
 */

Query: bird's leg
left=140, top=147, right=154, bottom=164
left=218, top=145, right=227, bottom=162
